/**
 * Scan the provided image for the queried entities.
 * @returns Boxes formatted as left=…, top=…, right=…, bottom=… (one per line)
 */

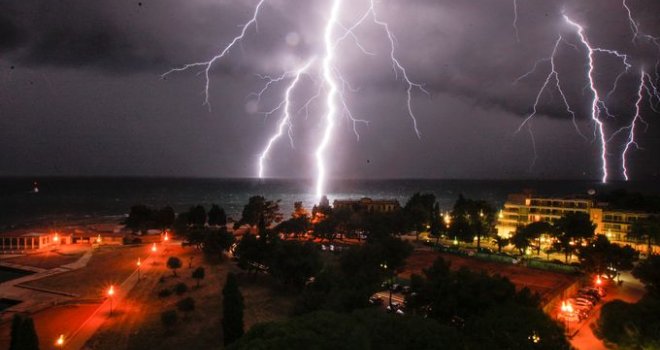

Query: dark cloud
left=0, top=0, right=659, bottom=180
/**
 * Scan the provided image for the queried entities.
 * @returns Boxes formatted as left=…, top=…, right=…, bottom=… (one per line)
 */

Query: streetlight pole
left=107, top=285, right=115, bottom=316
left=55, top=334, right=64, bottom=349
left=137, top=257, right=141, bottom=281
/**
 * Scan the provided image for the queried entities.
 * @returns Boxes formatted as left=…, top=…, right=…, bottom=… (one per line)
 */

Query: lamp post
left=107, top=285, right=115, bottom=316
left=560, top=300, right=574, bottom=335
left=55, top=334, right=64, bottom=349
left=151, top=243, right=157, bottom=253
left=163, top=231, right=169, bottom=242
left=137, top=257, right=141, bottom=281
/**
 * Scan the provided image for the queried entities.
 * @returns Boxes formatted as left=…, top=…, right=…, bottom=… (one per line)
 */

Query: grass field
left=85, top=247, right=295, bottom=350
left=23, top=245, right=148, bottom=298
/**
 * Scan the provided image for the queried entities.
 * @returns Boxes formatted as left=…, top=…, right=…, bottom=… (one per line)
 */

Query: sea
left=1, top=177, right=659, bottom=229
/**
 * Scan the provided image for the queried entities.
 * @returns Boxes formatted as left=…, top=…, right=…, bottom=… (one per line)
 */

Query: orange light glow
left=108, top=285, right=115, bottom=297
left=137, top=257, right=141, bottom=267
left=56, top=334, right=64, bottom=347
left=53, top=233, right=59, bottom=242
left=164, top=232, right=169, bottom=241
left=151, top=243, right=157, bottom=253
left=596, top=275, right=602, bottom=286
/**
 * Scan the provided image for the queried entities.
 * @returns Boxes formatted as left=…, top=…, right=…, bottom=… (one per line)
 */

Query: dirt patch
left=402, top=250, right=578, bottom=301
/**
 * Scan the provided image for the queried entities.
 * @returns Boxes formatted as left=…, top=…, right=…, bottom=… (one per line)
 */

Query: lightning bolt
left=516, top=35, right=585, bottom=140
left=164, top=0, right=427, bottom=198
left=314, top=0, right=342, bottom=198
left=512, top=0, right=520, bottom=43
left=161, top=0, right=266, bottom=109
left=258, top=58, right=316, bottom=178
left=620, top=70, right=646, bottom=181
left=563, top=14, right=614, bottom=183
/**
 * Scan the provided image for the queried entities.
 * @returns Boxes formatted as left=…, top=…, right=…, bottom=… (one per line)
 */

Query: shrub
left=161, top=310, right=178, bottom=329
left=174, top=282, right=188, bottom=295
left=176, top=297, right=196, bottom=315
left=158, top=289, right=172, bottom=298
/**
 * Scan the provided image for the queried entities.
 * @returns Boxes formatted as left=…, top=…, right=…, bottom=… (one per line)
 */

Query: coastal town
left=0, top=189, right=658, bottom=349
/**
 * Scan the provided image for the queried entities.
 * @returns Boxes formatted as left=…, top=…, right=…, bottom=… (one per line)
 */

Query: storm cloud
left=1, top=0, right=659, bottom=180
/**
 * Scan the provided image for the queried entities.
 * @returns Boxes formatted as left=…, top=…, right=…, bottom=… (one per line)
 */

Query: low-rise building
left=496, top=193, right=650, bottom=244
left=333, top=197, right=400, bottom=213
left=0, top=231, right=71, bottom=253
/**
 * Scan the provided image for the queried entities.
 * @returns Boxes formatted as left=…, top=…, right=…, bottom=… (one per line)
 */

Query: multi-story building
left=333, top=197, right=400, bottom=213
left=496, top=193, right=649, bottom=243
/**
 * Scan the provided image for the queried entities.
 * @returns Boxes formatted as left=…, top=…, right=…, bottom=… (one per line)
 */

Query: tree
left=208, top=204, right=227, bottom=227
left=124, top=205, right=154, bottom=234
left=492, top=236, right=509, bottom=253
left=167, top=256, right=182, bottom=276
left=176, top=297, right=195, bottom=318
left=188, top=205, right=207, bottom=228
left=192, top=266, right=205, bottom=288
left=629, top=216, right=660, bottom=256
left=403, top=192, right=436, bottom=240
left=552, top=212, right=596, bottom=263
left=202, top=227, right=235, bottom=257
left=633, top=255, right=660, bottom=297
left=235, top=196, right=282, bottom=229
left=161, top=310, right=178, bottom=330
left=156, top=206, right=176, bottom=230
left=292, top=201, right=309, bottom=219
left=10, top=314, right=39, bottom=350
left=223, top=273, right=244, bottom=346
left=578, top=235, right=637, bottom=279
left=511, top=226, right=533, bottom=256
left=269, top=241, right=322, bottom=289
left=598, top=296, right=660, bottom=349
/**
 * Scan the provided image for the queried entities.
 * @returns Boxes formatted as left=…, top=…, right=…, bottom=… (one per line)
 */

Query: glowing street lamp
left=107, top=285, right=115, bottom=316
left=163, top=231, right=169, bottom=242
left=137, top=257, right=142, bottom=281
left=595, top=275, right=603, bottom=287
left=55, top=334, right=64, bottom=349
left=97, top=234, right=102, bottom=244
left=560, top=300, right=574, bottom=334
left=151, top=243, right=157, bottom=253
left=53, top=233, right=59, bottom=243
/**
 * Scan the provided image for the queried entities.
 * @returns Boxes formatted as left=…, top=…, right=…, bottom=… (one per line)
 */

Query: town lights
left=164, top=232, right=169, bottom=241
left=596, top=275, right=602, bottom=286
left=55, top=334, right=64, bottom=348
left=151, top=243, right=157, bottom=253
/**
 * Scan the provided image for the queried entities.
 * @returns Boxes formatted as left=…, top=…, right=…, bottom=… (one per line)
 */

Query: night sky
left=1, top=0, right=659, bottom=180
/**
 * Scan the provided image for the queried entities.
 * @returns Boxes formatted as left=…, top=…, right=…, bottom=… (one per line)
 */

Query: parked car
left=369, top=296, right=384, bottom=305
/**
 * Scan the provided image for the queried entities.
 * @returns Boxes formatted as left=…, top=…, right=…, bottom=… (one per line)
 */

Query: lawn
left=85, top=247, right=295, bottom=350
left=22, top=245, right=149, bottom=299
left=1, top=248, right=86, bottom=270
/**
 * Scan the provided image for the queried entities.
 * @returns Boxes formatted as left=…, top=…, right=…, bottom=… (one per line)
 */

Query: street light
left=151, top=243, right=157, bottom=253
left=560, top=300, right=574, bottom=335
left=107, top=285, right=115, bottom=316
left=55, top=334, right=64, bottom=349
left=163, top=231, right=169, bottom=242
left=137, top=257, right=141, bottom=281
left=595, top=275, right=603, bottom=287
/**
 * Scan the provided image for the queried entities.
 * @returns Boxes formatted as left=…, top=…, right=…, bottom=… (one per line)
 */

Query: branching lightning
left=258, top=58, right=316, bottom=178
left=163, top=0, right=426, bottom=198
left=161, top=0, right=266, bottom=109
left=620, top=70, right=646, bottom=181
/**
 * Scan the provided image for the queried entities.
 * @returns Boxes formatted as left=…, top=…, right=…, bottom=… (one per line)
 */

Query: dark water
left=1, top=177, right=658, bottom=228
